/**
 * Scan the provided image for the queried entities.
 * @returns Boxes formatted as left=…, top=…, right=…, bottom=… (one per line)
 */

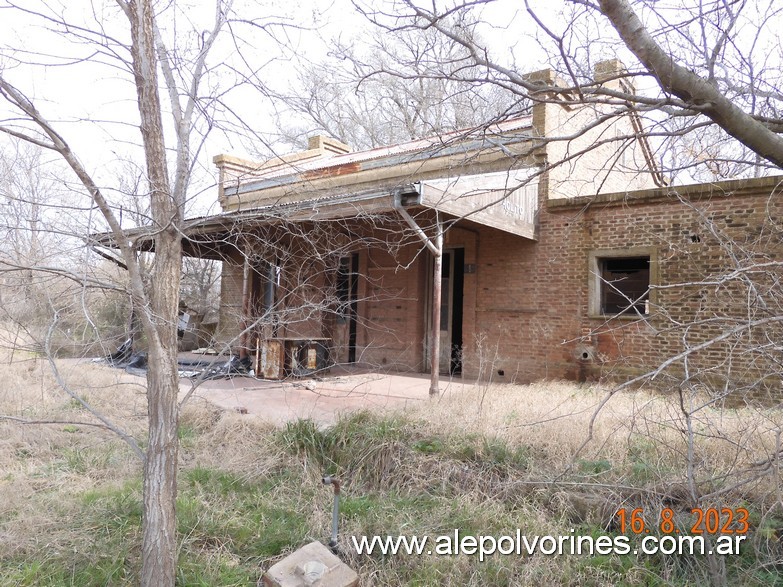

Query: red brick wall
left=359, top=242, right=426, bottom=370
left=448, top=176, right=783, bottom=391
left=215, top=177, right=783, bottom=393
left=215, top=250, right=244, bottom=349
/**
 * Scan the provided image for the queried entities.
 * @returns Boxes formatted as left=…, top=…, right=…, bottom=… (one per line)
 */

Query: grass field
left=1, top=351, right=782, bottom=586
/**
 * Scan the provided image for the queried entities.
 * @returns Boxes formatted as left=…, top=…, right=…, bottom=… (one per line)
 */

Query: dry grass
left=421, top=379, right=783, bottom=502
left=1, top=346, right=782, bottom=585
left=0, top=350, right=146, bottom=562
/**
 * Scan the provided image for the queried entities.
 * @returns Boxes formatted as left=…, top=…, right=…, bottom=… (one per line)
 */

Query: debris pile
left=98, top=341, right=253, bottom=380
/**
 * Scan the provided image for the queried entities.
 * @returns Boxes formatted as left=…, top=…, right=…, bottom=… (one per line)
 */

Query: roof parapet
left=522, top=67, right=569, bottom=141
left=213, top=135, right=351, bottom=206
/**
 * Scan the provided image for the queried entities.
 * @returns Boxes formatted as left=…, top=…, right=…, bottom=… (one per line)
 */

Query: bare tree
left=0, top=140, right=58, bottom=310
left=354, top=0, right=783, bottom=181
left=0, top=0, right=290, bottom=583
left=274, top=13, right=525, bottom=151
left=180, top=257, right=221, bottom=322
left=591, top=0, right=783, bottom=168
left=1, top=0, right=781, bottom=582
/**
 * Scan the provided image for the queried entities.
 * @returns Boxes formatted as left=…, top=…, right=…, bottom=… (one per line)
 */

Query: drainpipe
left=393, top=187, right=443, bottom=396
left=393, top=187, right=440, bottom=256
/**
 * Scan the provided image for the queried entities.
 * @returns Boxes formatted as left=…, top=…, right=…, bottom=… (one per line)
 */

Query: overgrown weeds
left=1, top=356, right=783, bottom=585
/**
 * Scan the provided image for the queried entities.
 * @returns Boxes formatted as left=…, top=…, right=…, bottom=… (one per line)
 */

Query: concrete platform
left=180, top=366, right=473, bottom=426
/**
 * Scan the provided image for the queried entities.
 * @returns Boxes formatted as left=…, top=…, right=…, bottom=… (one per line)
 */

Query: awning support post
left=393, top=189, right=444, bottom=396
left=429, top=218, right=444, bottom=396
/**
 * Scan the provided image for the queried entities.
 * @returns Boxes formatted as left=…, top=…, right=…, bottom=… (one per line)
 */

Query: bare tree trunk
left=139, top=217, right=181, bottom=587
left=127, top=0, right=182, bottom=584
left=1, top=1, right=232, bottom=583
left=142, top=337, right=180, bottom=586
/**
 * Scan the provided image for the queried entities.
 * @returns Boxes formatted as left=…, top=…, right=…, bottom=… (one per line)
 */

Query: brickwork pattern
left=465, top=177, right=783, bottom=396
left=216, top=178, right=783, bottom=397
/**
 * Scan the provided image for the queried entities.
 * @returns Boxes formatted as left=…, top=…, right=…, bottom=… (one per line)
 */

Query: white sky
left=0, top=0, right=660, bottom=219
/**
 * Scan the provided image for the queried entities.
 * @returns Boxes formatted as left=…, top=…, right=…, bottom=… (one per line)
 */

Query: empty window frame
left=589, top=250, right=654, bottom=317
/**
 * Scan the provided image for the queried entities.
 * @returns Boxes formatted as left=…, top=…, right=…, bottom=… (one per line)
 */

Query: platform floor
left=180, top=364, right=474, bottom=426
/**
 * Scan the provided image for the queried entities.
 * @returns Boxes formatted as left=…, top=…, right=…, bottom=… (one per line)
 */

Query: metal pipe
left=429, top=219, right=443, bottom=396
left=392, top=187, right=444, bottom=395
left=392, top=188, right=440, bottom=256
left=322, top=475, right=341, bottom=551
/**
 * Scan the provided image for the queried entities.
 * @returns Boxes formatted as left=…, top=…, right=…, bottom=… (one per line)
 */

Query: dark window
left=599, top=256, right=650, bottom=315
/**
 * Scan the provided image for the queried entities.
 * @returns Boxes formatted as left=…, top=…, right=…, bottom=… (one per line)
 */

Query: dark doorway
left=433, top=248, right=465, bottom=375
left=337, top=253, right=359, bottom=363
left=251, top=262, right=280, bottom=338
left=450, top=248, right=464, bottom=374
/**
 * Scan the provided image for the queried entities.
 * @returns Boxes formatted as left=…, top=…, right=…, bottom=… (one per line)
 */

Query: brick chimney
left=307, top=135, right=352, bottom=156
left=594, top=59, right=633, bottom=92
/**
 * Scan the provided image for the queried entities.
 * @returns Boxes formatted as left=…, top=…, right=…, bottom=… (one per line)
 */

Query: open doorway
left=427, top=248, right=464, bottom=375
left=337, top=253, right=359, bottom=363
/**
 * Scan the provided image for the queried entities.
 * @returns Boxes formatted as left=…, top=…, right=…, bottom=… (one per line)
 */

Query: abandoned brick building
left=175, top=61, right=783, bottom=392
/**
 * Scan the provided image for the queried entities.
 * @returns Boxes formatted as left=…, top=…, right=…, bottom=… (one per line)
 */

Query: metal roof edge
left=227, top=123, right=534, bottom=197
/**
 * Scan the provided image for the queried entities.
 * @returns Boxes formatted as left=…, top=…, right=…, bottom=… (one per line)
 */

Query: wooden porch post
left=429, top=218, right=444, bottom=396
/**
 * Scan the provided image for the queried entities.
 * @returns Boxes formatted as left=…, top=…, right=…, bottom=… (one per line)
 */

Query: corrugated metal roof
left=226, top=117, right=534, bottom=198
left=186, top=187, right=403, bottom=232
left=244, top=116, right=533, bottom=182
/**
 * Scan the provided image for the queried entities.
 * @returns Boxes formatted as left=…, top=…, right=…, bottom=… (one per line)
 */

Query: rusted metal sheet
left=257, top=339, right=284, bottom=379
left=302, top=162, right=362, bottom=180
left=306, top=347, right=318, bottom=370
left=256, top=338, right=331, bottom=379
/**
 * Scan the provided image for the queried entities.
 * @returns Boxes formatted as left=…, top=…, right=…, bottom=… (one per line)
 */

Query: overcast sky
left=0, top=0, right=575, bottom=218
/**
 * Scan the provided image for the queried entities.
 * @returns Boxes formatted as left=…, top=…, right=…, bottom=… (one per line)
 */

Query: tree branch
left=596, top=0, right=783, bottom=168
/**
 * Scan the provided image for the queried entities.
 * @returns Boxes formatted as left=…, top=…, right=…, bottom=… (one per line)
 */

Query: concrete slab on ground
left=180, top=368, right=474, bottom=426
